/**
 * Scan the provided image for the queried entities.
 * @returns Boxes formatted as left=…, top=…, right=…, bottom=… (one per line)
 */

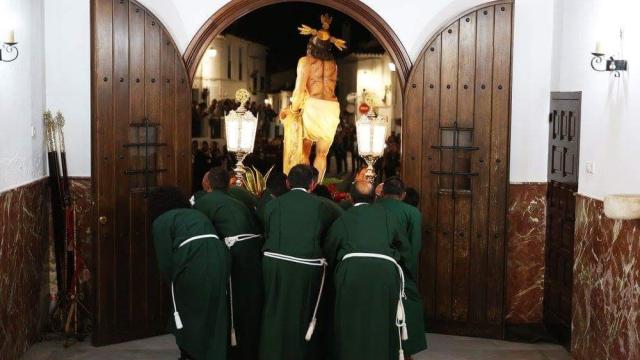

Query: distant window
left=260, top=76, right=265, bottom=91
left=227, top=45, right=231, bottom=79
left=253, top=75, right=258, bottom=92
left=238, top=48, right=243, bottom=81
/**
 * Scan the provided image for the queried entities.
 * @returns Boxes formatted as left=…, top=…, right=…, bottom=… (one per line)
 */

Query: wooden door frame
left=182, top=0, right=412, bottom=90
left=90, top=0, right=192, bottom=345
left=402, top=0, right=515, bottom=338
left=544, top=90, right=581, bottom=347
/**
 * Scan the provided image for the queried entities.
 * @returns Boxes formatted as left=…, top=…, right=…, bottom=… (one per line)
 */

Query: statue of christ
left=280, top=14, right=346, bottom=183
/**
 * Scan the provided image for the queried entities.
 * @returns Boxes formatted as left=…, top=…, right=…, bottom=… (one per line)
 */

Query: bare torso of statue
left=305, top=56, right=337, bottom=101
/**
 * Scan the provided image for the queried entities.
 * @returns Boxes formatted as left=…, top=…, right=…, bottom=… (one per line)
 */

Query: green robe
left=316, top=195, right=345, bottom=220
left=228, top=186, right=259, bottom=211
left=377, top=197, right=427, bottom=354
left=152, top=209, right=230, bottom=360
left=194, top=190, right=264, bottom=360
left=324, top=203, right=414, bottom=360
left=260, top=189, right=340, bottom=360
left=256, top=189, right=275, bottom=225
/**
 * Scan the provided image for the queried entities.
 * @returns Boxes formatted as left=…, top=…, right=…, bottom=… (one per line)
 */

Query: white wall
left=509, top=0, right=555, bottom=182
left=42, top=0, right=557, bottom=190
left=0, top=0, right=46, bottom=192
left=551, top=0, right=640, bottom=199
left=43, top=0, right=91, bottom=177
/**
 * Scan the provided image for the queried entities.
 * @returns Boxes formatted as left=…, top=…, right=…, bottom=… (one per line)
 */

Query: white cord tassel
left=230, top=327, right=237, bottom=346
left=229, top=277, right=238, bottom=346
left=305, top=318, right=317, bottom=341
left=174, top=311, right=184, bottom=330
left=398, top=349, right=405, bottom=360
left=171, top=283, right=184, bottom=330
left=397, top=299, right=409, bottom=340
left=396, top=299, right=405, bottom=321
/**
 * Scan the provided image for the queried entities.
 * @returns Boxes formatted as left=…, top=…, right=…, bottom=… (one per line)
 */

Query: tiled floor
left=23, top=333, right=570, bottom=360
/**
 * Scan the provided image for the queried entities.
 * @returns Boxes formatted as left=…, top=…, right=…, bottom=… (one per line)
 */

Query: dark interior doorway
left=543, top=91, right=581, bottom=347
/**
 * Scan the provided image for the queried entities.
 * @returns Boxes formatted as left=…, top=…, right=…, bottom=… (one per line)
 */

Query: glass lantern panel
left=225, top=115, right=241, bottom=152
left=239, top=115, right=257, bottom=152
left=356, top=121, right=372, bottom=155
left=372, top=124, right=387, bottom=155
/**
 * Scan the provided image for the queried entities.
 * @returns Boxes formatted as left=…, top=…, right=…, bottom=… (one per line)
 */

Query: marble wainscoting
left=572, top=194, right=640, bottom=360
left=0, top=178, right=51, bottom=360
left=505, top=183, right=547, bottom=325
left=68, top=178, right=94, bottom=324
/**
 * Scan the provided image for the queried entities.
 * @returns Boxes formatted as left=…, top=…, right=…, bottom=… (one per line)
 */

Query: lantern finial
left=235, top=89, right=251, bottom=108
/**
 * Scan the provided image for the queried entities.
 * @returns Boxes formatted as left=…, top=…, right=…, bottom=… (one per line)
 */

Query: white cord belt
left=171, top=234, right=219, bottom=330
left=225, top=233, right=261, bottom=248
left=342, top=252, right=408, bottom=360
left=224, top=233, right=262, bottom=346
left=263, top=251, right=328, bottom=342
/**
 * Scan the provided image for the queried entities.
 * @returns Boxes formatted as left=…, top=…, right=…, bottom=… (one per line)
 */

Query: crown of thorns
left=298, top=13, right=347, bottom=51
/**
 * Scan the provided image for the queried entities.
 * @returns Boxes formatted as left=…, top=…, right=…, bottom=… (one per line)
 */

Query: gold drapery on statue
left=281, top=108, right=305, bottom=174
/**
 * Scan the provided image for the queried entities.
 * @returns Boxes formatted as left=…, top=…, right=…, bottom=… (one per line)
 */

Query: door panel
left=403, top=1, right=513, bottom=338
left=544, top=92, right=581, bottom=346
left=92, top=0, right=191, bottom=345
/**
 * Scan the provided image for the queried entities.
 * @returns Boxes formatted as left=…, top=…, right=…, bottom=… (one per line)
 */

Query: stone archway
left=182, top=0, right=412, bottom=89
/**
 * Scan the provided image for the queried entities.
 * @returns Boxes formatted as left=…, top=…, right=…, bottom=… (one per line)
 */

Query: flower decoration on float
left=356, top=91, right=388, bottom=183
left=225, top=89, right=258, bottom=187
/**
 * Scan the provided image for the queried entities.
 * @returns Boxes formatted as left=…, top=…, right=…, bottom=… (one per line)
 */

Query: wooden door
left=403, top=1, right=513, bottom=338
left=92, top=0, right=192, bottom=345
left=544, top=92, right=581, bottom=345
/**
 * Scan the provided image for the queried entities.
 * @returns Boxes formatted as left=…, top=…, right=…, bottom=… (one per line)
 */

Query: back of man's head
left=288, top=164, right=314, bottom=190
left=208, top=167, right=229, bottom=191
left=403, top=187, right=420, bottom=207
left=148, top=186, right=190, bottom=223
left=350, top=180, right=375, bottom=204
left=382, top=176, right=405, bottom=198
left=313, top=184, right=333, bottom=200
left=266, top=171, right=288, bottom=197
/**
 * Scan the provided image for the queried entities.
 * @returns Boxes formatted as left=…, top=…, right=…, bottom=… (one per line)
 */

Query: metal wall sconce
left=1, top=31, right=19, bottom=63
left=590, top=39, right=627, bottom=77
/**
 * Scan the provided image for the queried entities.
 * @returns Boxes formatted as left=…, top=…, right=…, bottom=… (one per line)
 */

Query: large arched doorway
left=187, top=2, right=407, bottom=191
left=92, top=0, right=515, bottom=346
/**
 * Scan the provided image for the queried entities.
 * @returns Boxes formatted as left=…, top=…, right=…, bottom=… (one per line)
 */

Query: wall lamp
left=1, top=30, right=19, bottom=63
left=590, top=40, right=627, bottom=77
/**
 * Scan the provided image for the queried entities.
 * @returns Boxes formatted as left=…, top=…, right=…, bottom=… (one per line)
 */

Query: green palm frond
left=241, top=165, right=275, bottom=196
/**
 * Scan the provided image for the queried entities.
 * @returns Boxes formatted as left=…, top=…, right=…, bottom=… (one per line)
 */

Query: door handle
left=99, top=216, right=108, bottom=225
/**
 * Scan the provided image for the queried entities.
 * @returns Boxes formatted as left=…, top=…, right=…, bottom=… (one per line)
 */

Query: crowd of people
left=192, top=96, right=278, bottom=140
left=149, top=163, right=426, bottom=360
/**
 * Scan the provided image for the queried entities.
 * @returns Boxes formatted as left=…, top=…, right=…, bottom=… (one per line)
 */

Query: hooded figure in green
left=377, top=177, right=427, bottom=356
left=260, top=164, right=340, bottom=360
left=324, top=181, right=415, bottom=360
left=149, top=186, right=230, bottom=360
left=194, top=167, right=264, bottom=360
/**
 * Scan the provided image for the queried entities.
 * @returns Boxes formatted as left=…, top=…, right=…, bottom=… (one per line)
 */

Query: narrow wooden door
left=403, top=1, right=513, bottom=338
left=544, top=92, right=581, bottom=345
left=92, top=0, right=192, bottom=345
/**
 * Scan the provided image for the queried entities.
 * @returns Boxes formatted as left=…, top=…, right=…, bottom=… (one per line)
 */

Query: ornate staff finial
left=54, top=111, right=66, bottom=151
left=55, top=111, right=65, bottom=127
